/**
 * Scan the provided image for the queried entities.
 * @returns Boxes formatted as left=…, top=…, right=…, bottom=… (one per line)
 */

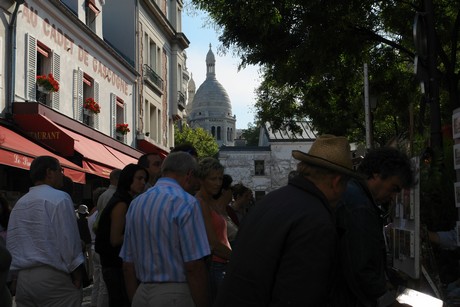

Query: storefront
left=13, top=102, right=142, bottom=179
left=0, top=122, right=87, bottom=205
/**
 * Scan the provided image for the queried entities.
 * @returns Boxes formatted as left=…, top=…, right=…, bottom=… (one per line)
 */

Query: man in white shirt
left=96, top=169, right=120, bottom=212
left=7, top=156, right=85, bottom=307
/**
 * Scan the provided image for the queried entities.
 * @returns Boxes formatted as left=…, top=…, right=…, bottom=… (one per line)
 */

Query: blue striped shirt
left=120, top=177, right=210, bottom=282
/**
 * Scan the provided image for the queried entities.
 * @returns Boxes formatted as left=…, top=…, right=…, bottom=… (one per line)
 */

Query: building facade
left=219, top=122, right=316, bottom=200
left=103, top=0, right=188, bottom=154
left=0, top=0, right=188, bottom=205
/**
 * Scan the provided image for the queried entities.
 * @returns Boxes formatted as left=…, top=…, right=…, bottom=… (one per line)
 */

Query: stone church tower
left=187, top=45, right=236, bottom=146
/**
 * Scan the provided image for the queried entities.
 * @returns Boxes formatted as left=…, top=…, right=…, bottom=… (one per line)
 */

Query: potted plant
left=83, top=98, right=101, bottom=114
left=116, top=123, right=130, bottom=135
left=36, top=74, right=59, bottom=93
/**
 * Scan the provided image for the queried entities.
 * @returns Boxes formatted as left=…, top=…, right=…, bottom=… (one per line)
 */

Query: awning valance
left=137, top=138, right=168, bottom=158
left=14, top=113, right=141, bottom=179
left=0, top=125, right=86, bottom=183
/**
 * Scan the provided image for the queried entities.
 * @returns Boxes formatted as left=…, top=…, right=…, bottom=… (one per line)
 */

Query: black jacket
left=332, top=179, right=388, bottom=307
left=214, top=175, right=338, bottom=306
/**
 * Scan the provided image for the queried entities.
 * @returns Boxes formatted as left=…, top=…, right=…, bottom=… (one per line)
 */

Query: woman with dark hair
left=227, top=183, right=253, bottom=226
left=95, top=164, right=148, bottom=307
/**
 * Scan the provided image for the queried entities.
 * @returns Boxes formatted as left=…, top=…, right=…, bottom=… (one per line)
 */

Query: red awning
left=0, top=125, right=86, bottom=183
left=137, top=138, right=168, bottom=158
left=12, top=114, right=75, bottom=156
left=58, top=126, right=132, bottom=178
left=104, top=145, right=138, bottom=165
left=13, top=109, right=143, bottom=179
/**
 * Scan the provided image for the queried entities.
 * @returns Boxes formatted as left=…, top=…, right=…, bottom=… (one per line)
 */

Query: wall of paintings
left=453, top=110, right=460, bottom=246
left=390, top=157, right=420, bottom=279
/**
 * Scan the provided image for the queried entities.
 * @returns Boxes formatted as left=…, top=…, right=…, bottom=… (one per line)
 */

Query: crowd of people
left=0, top=136, right=420, bottom=307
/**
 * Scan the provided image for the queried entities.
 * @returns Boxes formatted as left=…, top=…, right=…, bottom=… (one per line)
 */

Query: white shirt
left=7, top=184, right=84, bottom=273
left=96, top=185, right=116, bottom=212
left=87, top=210, right=97, bottom=250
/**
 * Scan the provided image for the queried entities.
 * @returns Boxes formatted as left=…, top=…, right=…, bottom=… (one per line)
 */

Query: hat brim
left=292, top=150, right=361, bottom=179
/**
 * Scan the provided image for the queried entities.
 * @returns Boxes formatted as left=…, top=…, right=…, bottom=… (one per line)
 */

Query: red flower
left=84, top=98, right=101, bottom=114
left=36, top=74, right=59, bottom=92
left=116, top=123, right=130, bottom=135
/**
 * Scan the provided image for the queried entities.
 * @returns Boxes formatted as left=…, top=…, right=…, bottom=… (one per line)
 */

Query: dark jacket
left=214, top=175, right=338, bottom=307
left=333, top=179, right=388, bottom=307
left=77, top=214, right=92, bottom=245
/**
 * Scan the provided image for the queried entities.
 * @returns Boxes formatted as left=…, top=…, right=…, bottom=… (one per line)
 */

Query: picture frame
left=453, top=112, right=460, bottom=139
left=456, top=221, right=460, bottom=247
left=453, top=144, right=460, bottom=169
left=455, top=182, right=460, bottom=207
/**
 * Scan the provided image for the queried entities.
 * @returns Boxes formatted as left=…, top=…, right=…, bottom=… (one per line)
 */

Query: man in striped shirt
left=120, top=152, right=210, bottom=307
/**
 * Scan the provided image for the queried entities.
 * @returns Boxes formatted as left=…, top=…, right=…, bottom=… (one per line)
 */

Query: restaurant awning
left=13, top=102, right=143, bottom=178
left=137, top=138, right=169, bottom=158
left=58, top=126, right=138, bottom=178
left=0, top=125, right=86, bottom=183
left=14, top=115, right=140, bottom=179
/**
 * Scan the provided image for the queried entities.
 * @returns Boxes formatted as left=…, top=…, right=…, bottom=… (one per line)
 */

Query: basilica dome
left=187, top=44, right=236, bottom=146
left=190, top=46, right=232, bottom=113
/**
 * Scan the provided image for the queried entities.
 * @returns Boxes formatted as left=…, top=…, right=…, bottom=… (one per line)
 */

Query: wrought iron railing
left=143, top=64, right=163, bottom=90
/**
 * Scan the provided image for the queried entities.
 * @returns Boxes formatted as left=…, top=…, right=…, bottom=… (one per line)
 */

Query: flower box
left=36, top=74, right=59, bottom=93
left=116, top=123, right=130, bottom=135
left=84, top=98, right=101, bottom=114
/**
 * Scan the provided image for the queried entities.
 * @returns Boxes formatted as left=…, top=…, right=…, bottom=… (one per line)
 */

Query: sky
left=182, top=4, right=261, bottom=129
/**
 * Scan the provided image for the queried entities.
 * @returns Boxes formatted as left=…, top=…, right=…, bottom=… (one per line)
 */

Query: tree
left=241, top=123, right=260, bottom=146
left=189, top=0, right=459, bottom=147
left=174, top=123, right=219, bottom=158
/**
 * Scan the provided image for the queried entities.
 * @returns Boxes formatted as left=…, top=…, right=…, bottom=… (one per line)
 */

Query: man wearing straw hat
left=214, top=134, right=359, bottom=306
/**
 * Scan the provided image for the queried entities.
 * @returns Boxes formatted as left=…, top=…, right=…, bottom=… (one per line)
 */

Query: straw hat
left=292, top=134, right=357, bottom=178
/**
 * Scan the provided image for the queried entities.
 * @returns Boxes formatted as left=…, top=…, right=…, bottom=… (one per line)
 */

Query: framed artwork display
left=453, top=112, right=460, bottom=139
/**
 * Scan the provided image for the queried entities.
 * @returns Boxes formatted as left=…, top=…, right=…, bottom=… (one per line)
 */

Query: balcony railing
left=178, top=91, right=186, bottom=111
left=143, top=64, right=163, bottom=91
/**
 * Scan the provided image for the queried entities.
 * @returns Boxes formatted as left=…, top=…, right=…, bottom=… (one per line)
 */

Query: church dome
left=193, top=79, right=232, bottom=110
left=188, top=44, right=236, bottom=147
left=192, top=45, right=232, bottom=112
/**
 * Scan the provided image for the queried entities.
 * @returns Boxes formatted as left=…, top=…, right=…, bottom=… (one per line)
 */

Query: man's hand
left=123, top=262, right=139, bottom=302
left=70, top=264, right=84, bottom=289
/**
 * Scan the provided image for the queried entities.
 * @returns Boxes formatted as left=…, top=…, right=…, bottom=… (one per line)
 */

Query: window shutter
left=94, top=81, right=99, bottom=130
left=124, top=102, right=127, bottom=123
left=51, top=51, right=60, bottom=110
left=73, top=69, right=83, bottom=121
left=123, top=102, right=128, bottom=143
left=110, top=93, right=116, bottom=137
left=25, top=34, right=37, bottom=101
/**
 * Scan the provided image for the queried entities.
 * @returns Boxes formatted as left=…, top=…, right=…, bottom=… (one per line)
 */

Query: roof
left=263, top=121, right=317, bottom=142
